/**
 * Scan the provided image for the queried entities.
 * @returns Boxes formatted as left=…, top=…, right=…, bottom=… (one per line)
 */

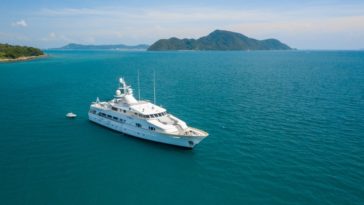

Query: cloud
left=37, top=6, right=364, bottom=36
left=41, top=32, right=96, bottom=45
left=37, top=7, right=273, bottom=23
left=37, top=4, right=364, bottom=21
left=12, top=19, right=28, bottom=27
left=41, top=32, right=71, bottom=42
left=49, top=32, right=56, bottom=38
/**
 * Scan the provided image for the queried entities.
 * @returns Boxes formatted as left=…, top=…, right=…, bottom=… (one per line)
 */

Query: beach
left=0, top=54, right=47, bottom=63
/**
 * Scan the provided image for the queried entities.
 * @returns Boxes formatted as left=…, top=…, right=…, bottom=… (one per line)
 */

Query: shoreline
left=0, top=54, right=48, bottom=63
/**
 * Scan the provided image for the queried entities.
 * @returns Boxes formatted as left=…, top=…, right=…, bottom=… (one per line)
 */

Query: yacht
left=88, top=77, right=208, bottom=148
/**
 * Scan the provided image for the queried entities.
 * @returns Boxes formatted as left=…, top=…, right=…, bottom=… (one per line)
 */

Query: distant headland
left=55, top=30, right=291, bottom=51
left=148, top=30, right=291, bottom=51
left=0, top=44, right=45, bottom=62
left=56, top=43, right=149, bottom=50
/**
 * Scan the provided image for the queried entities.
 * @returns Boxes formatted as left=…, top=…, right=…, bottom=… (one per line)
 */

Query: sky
left=1, top=0, right=364, bottom=49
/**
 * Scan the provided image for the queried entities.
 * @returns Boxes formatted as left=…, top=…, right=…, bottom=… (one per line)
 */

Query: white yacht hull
left=88, top=113, right=204, bottom=148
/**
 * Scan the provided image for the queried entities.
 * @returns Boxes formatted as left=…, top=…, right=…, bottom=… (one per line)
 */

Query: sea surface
left=0, top=50, right=363, bottom=205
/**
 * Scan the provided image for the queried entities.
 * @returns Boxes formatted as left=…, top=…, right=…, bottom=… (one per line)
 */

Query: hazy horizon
left=1, top=0, right=364, bottom=50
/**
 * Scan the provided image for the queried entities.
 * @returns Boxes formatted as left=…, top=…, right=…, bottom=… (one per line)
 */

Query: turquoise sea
left=0, top=50, right=363, bottom=204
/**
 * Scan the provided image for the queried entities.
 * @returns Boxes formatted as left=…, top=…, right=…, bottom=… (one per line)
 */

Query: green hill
left=148, top=30, right=291, bottom=51
left=0, top=44, right=44, bottom=59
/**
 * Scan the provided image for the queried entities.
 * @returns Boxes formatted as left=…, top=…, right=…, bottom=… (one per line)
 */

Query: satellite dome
left=116, top=89, right=121, bottom=96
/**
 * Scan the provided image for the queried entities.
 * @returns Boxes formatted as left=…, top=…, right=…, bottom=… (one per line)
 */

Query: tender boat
left=66, top=112, right=77, bottom=118
left=88, top=77, right=208, bottom=148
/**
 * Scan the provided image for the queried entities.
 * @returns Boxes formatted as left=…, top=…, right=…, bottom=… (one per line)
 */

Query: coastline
left=0, top=54, right=48, bottom=63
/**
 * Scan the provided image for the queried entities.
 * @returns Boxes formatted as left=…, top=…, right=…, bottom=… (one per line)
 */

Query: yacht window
left=153, top=114, right=158, bottom=118
left=149, top=126, right=156, bottom=131
left=123, top=110, right=126, bottom=113
left=136, top=123, right=141, bottom=128
left=135, top=113, right=138, bottom=115
left=111, top=107, right=118, bottom=111
left=158, top=113, right=162, bottom=117
left=113, top=116, right=118, bottom=120
left=107, top=115, right=112, bottom=118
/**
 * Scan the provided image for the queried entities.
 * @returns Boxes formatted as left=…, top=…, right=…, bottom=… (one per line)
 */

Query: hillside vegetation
left=148, top=30, right=291, bottom=51
left=0, top=44, right=44, bottom=59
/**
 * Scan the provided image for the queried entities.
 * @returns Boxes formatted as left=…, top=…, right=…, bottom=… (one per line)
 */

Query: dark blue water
left=0, top=50, right=363, bottom=205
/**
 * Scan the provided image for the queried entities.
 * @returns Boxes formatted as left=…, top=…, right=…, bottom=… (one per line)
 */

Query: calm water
left=0, top=50, right=363, bottom=204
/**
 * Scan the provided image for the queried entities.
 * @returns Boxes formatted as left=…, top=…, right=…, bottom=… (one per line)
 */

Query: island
left=148, top=30, right=291, bottom=51
left=57, top=43, right=149, bottom=50
left=0, top=43, right=45, bottom=62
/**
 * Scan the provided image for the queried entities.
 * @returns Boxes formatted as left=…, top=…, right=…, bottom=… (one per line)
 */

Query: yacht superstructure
left=88, top=77, right=208, bottom=148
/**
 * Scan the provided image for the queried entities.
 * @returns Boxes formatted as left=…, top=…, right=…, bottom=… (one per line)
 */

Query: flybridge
left=114, top=71, right=156, bottom=105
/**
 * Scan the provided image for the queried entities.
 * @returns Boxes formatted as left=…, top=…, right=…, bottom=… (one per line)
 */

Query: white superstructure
left=88, top=77, right=208, bottom=148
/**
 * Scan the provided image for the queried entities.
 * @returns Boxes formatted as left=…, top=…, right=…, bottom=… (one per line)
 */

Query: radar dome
left=116, top=89, right=121, bottom=96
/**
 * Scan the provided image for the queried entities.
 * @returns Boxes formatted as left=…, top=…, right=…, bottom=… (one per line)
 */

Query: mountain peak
left=148, top=30, right=291, bottom=51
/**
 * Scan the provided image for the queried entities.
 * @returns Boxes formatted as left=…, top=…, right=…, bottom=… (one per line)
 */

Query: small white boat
left=66, top=112, right=77, bottom=118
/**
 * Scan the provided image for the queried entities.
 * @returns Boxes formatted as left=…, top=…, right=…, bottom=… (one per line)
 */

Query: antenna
left=153, top=70, right=156, bottom=104
left=137, top=69, right=141, bottom=100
